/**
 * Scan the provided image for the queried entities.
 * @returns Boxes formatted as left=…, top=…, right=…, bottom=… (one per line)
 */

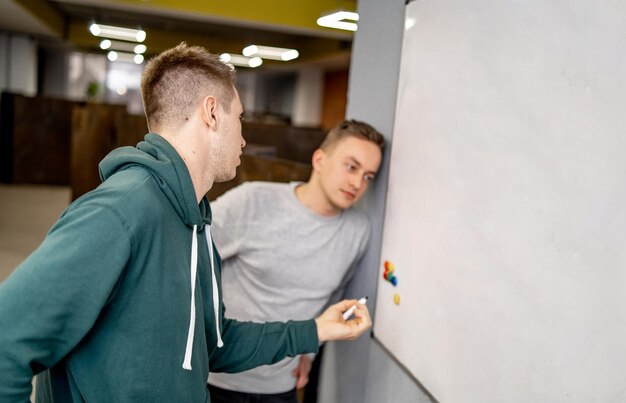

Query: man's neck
left=183, top=153, right=214, bottom=204
left=160, top=129, right=214, bottom=204
left=295, top=182, right=341, bottom=217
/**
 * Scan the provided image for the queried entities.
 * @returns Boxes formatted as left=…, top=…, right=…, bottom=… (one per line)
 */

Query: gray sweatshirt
left=208, top=181, right=371, bottom=394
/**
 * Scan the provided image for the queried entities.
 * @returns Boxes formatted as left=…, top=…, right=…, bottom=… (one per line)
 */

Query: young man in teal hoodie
left=0, top=43, right=371, bottom=403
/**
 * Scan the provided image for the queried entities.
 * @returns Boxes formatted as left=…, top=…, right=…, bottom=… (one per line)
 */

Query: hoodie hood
left=99, top=133, right=211, bottom=228
left=99, top=133, right=223, bottom=370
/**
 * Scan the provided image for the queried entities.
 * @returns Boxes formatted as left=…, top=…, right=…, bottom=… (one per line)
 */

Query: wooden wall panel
left=1, top=93, right=78, bottom=185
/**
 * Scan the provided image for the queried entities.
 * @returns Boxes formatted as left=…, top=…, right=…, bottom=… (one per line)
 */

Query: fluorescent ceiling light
left=317, top=11, right=358, bottom=31
left=242, top=45, right=299, bottom=61
left=108, top=51, right=144, bottom=64
left=100, top=40, right=147, bottom=54
left=90, top=23, right=146, bottom=42
left=134, top=44, right=147, bottom=54
left=219, top=53, right=263, bottom=68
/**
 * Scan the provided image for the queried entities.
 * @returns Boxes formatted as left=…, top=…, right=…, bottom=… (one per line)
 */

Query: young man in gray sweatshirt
left=207, top=120, right=385, bottom=403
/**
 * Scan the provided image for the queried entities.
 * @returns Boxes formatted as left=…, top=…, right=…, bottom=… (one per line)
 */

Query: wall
left=254, top=71, right=297, bottom=121
left=318, top=1, right=434, bottom=402
left=237, top=70, right=258, bottom=116
left=40, top=47, right=69, bottom=98
left=320, top=69, right=348, bottom=130
left=0, top=34, right=7, bottom=91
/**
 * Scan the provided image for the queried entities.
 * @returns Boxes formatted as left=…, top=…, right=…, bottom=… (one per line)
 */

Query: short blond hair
left=319, top=120, right=385, bottom=152
left=140, top=42, right=236, bottom=131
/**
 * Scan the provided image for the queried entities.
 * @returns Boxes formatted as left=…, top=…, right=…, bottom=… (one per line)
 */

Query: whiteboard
left=373, top=1, right=626, bottom=402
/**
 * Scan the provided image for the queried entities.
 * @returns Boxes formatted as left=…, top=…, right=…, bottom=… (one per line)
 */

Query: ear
left=201, top=95, right=219, bottom=130
left=311, top=148, right=325, bottom=172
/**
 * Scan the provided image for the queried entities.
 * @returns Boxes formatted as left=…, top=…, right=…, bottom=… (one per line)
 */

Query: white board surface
left=373, top=1, right=626, bottom=402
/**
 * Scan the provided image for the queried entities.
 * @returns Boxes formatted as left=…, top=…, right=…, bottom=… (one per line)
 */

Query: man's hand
left=314, top=299, right=372, bottom=342
left=292, top=355, right=313, bottom=389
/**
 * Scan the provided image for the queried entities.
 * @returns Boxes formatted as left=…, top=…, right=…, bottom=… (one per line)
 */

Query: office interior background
left=0, top=1, right=426, bottom=402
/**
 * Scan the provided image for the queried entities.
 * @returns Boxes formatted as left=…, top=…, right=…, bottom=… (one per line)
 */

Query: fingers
left=296, top=374, right=309, bottom=389
left=345, top=304, right=372, bottom=339
left=334, top=299, right=358, bottom=312
left=316, top=299, right=372, bottom=342
left=353, top=303, right=371, bottom=323
left=294, top=355, right=313, bottom=388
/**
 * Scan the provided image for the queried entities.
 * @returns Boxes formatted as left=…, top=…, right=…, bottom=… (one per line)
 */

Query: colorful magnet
left=383, top=260, right=399, bottom=287
left=384, top=260, right=395, bottom=271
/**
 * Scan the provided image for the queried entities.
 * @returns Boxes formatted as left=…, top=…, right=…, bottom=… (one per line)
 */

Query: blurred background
left=0, top=2, right=360, bottom=400
left=0, top=0, right=360, bottom=201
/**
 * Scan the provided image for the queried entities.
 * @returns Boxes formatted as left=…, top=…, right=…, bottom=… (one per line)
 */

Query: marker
left=342, top=296, right=368, bottom=320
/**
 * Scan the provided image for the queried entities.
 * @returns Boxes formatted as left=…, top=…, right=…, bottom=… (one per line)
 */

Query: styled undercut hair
left=140, top=42, right=236, bottom=132
left=319, top=119, right=386, bottom=152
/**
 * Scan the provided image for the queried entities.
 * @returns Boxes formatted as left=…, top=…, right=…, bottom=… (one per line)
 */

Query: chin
left=332, top=198, right=354, bottom=211
left=214, top=170, right=237, bottom=183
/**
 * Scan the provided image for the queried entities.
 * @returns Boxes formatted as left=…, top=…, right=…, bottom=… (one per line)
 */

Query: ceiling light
left=134, top=44, right=147, bottom=54
left=316, top=11, right=359, bottom=32
left=219, top=53, right=263, bottom=68
left=100, top=40, right=147, bottom=54
left=242, top=45, right=299, bottom=61
left=89, top=23, right=146, bottom=42
left=248, top=57, right=263, bottom=68
left=280, top=49, right=300, bottom=61
left=108, top=50, right=144, bottom=64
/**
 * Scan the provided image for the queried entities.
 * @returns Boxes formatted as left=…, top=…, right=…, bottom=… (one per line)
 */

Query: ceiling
left=0, top=0, right=357, bottom=70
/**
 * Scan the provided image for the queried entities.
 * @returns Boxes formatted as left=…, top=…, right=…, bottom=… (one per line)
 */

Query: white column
left=6, top=35, right=37, bottom=96
left=292, top=67, right=323, bottom=127
left=236, top=70, right=257, bottom=114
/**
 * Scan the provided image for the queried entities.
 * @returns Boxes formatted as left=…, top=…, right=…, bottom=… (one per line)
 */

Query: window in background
left=68, top=51, right=106, bottom=102
left=105, top=60, right=143, bottom=115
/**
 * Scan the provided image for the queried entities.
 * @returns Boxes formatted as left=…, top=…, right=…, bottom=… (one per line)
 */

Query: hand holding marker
left=342, top=296, right=368, bottom=320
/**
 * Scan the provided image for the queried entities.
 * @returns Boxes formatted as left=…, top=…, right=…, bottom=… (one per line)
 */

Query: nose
left=349, top=174, right=363, bottom=191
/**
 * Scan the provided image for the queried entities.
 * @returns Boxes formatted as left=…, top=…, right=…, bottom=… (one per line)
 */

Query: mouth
left=340, top=190, right=356, bottom=200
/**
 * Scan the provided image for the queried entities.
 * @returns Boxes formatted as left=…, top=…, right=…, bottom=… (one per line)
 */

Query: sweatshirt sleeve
left=0, top=204, right=131, bottom=402
left=208, top=316, right=320, bottom=374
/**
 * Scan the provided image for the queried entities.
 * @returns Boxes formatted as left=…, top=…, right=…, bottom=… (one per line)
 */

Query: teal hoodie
left=0, top=133, right=319, bottom=402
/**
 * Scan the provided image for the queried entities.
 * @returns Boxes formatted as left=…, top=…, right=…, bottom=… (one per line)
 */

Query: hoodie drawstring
left=182, top=224, right=224, bottom=371
left=182, top=225, right=198, bottom=370
left=205, top=225, right=224, bottom=348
